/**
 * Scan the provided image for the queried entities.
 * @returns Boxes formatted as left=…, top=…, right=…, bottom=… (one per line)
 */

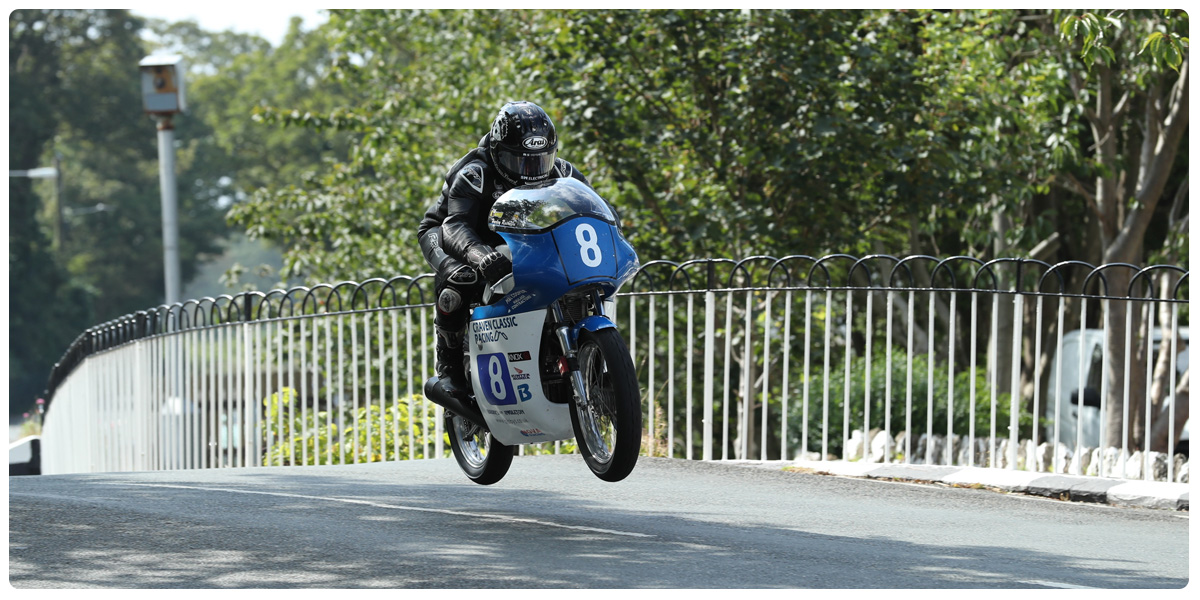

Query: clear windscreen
left=488, top=177, right=617, bottom=232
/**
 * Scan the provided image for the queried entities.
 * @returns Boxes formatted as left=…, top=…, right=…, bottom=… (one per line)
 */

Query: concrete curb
left=767, top=460, right=1189, bottom=511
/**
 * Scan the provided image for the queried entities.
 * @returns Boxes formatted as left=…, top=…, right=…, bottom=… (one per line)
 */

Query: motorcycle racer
left=417, top=101, right=591, bottom=399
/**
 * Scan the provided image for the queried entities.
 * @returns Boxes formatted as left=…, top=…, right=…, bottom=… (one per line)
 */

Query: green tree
left=9, top=10, right=109, bottom=412
left=1054, top=10, right=1188, bottom=449
left=150, top=16, right=353, bottom=200
left=228, top=10, right=1031, bottom=275
left=147, top=16, right=355, bottom=292
left=45, top=11, right=227, bottom=319
left=228, top=9, right=557, bottom=283
left=911, top=10, right=1079, bottom=404
left=543, top=10, right=932, bottom=261
left=7, top=9, right=249, bottom=411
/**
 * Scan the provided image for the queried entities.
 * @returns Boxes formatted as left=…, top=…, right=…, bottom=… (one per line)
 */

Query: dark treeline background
left=9, top=9, right=1188, bottom=423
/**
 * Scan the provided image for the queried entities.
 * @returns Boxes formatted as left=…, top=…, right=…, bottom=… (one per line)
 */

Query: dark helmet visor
left=496, top=149, right=556, bottom=181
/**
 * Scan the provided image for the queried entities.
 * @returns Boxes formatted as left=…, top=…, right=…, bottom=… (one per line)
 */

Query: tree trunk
left=1100, top=260, right=1149, bottom=449
left=1148, top=324, right=1186, bottom=452
left=1093, top=55, right=1187, bottom=451
left=1149, top=370, right=1189, bottom=454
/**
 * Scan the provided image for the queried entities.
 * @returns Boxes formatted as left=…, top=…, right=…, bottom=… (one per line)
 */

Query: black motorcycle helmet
left=488, top=101, right=558, bottom=185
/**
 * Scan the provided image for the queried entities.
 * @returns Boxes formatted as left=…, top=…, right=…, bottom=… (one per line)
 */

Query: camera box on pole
left=139, top=55, right=186, bottom=114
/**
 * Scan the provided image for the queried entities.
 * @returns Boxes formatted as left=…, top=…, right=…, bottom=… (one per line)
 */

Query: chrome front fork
left=551, top=296, right=601, bottom=410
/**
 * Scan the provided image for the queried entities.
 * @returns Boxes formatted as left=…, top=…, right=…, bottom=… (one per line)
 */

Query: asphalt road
left=8, top=456, right=1190, bottom=588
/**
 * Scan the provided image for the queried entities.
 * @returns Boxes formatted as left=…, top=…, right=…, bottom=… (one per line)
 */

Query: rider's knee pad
left=437, top=287, right=463, bottom=316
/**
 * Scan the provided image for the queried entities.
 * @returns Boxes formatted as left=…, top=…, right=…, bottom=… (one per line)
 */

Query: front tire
left=446, top=411, right=513, bottom=485
left=569, top=328, right=642, bottom=482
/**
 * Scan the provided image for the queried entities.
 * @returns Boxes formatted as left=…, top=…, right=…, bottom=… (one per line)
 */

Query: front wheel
left=569, top=328, right=642, bottom=482
left=446, top=411, right=513, bottom=485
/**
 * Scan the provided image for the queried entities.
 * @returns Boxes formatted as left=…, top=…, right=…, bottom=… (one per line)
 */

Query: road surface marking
left=1021, top=580, right=1099, bottom=589
left=111, top=483, right=655, bottom=538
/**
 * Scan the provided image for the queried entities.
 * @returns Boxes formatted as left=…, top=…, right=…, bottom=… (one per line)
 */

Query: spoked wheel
left=569, top=328, right=642, bottom=482
left=446, top=411, right=513, bottom=485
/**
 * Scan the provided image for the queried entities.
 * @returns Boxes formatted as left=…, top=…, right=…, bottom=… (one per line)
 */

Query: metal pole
left=54, top=152, right=64, bottom=252
left=155, top=115, right=181, bottom=305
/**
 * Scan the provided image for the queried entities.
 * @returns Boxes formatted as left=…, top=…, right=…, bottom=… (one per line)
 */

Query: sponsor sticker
left=507, top=290, right=533, bottom=310
left=507, top=351, right=532, bottom=362
left=471, top=316, right=517, bottom=345
left=523, top=136, right=549, bottom=150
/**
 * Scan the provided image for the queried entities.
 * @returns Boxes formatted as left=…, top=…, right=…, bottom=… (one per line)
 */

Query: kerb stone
left=1107, top=481, right=1190, bottom=511
left=1065, top=478, right=1124, bottom=504
left=1025, top=475, right=1085, bottom=499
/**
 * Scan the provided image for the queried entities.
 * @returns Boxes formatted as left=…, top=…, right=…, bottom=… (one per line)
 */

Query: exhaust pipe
left=423, top=377, right=488, bottom=430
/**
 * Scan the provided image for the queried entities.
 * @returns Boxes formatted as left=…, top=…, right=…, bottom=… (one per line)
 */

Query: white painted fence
left=41, top=257, right=1189, bottom=481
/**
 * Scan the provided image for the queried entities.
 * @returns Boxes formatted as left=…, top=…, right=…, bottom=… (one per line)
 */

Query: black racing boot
left=434, top=326, right=471, bottom=400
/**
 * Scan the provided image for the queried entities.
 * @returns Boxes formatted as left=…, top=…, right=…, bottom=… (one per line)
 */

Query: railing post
left=242, top=294, right=255, bottom=468
left=703, top=260, right=716, bottom=461
left=1007, top=264, right=1023, bottom=471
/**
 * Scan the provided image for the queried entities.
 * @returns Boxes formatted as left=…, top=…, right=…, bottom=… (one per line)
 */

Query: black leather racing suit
left=417, top=134, right=591, bottom=380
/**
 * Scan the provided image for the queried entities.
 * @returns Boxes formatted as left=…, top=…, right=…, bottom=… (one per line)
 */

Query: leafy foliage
left=225, top=9, right=1169, bottom=277
left=9, top=10, right=153, bottom=412
left=1061, top=10, right=1189, bottom=71
left=228, top=10, right=552, bottom=282
left=1051, top=8, right=1189, bottom=446
left=261, top=387, right=577, bottom=464
left=9, top=10, right=342, bottom=412
left=545, top=11, right=934, bottom=259
left=151, top=16, right=354, bottom=199
left=786, top=347, right=1029, bottom=459
left=914, top=11, right=1076, bottom=255
left=262, top=388, right=444, bottom=465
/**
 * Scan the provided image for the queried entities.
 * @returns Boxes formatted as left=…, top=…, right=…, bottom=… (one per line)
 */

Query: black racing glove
left=465, top=245, right=512, bottom=285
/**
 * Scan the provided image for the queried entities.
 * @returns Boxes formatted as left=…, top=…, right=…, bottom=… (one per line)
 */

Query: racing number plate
left=553, top=219, right=617, bottom=284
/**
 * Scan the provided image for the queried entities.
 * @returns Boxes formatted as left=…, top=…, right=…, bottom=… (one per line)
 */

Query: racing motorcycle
left=424, top=177, right=642, bottom=485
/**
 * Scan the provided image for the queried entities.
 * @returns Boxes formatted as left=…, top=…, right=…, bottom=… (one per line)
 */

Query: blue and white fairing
left=476, top=177, right=638, bottom=319
left=467, top=178, right=639, bottom=445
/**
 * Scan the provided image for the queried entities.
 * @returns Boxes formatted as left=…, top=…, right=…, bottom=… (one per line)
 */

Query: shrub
left=787, top=347, right=1033, bottom=457
left=262, top=388, right=445, bottom=465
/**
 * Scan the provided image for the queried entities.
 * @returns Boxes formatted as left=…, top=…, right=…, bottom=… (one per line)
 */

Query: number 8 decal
left=576, top=222, right=603, bottom=267
left=488, top=355, right=506, bottom=400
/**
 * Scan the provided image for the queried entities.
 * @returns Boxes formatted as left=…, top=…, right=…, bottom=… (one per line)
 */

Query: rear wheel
left=570, top=328, right=642, bottom=482
left=446, top=412, right=513, bottom=485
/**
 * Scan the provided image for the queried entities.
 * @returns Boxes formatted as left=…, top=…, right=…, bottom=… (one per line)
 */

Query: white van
left=1043, top=327, right=1188, bottom=450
